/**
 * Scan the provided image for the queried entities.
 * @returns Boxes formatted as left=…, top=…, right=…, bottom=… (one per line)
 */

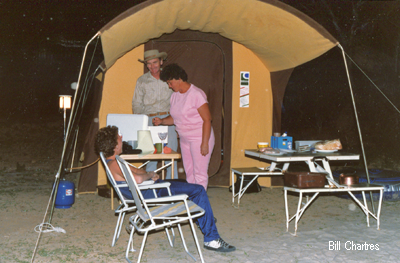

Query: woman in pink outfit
left=153, top=64, right=214, bottom=190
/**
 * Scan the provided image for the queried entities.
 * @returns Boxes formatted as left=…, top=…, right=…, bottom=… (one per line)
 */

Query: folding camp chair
left=116, top=155, right=205, bottom=263
left=99, top=152, right=171, bottom=247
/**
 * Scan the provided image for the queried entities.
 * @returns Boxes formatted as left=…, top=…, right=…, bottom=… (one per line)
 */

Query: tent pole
left=32, top=32, right=102, bottom=262
left=68, top=127, right=79, bottom=173
left=338, top=44, right=375, bottom=213
left=47, top=32, right=101, bottom=224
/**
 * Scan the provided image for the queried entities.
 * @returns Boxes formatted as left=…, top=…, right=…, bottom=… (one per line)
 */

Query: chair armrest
left=138, top=182, right=171, bottom=190
left=148, top=182, right=171, bottom=188
left=145, top=194, right=189, bottom=203
left=138, top=180, right=155, bottom=186
left=116, top=181, right=162, bottom=191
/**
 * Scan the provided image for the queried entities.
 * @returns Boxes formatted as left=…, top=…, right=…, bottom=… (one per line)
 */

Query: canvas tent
left=61, top=0, right=340, bottom=194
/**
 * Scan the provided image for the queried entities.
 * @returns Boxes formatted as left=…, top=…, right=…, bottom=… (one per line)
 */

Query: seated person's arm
left=108, top=159, right=159, bottom=184
left=129, top=165, right=159, bottom=184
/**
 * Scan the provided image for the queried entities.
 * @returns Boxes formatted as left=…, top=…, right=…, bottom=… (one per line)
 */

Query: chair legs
left=187, top=218, right=205, bottom=263
left=112, top=211, right=126, bottom=247
left=176, top=222, right=198, bottom=261
left=126, top=218, right=141, bottom=263
left=164, top=222, right=176, bottom=247
left=125, top=221, right=148, bottom=263
left=125, top=219, right=204, bottom=263
left=137, top=231, right=149, bottom=263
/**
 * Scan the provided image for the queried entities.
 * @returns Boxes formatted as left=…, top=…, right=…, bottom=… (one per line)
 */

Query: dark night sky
left=0, top=0, right=146, bottom=121
left=280, top=1, right=400, bottom=168
left=1, top=0, right=400, bottom=168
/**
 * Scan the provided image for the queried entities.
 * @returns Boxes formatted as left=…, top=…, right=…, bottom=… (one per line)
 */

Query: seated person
left=94, top=125, right=236, bottom=253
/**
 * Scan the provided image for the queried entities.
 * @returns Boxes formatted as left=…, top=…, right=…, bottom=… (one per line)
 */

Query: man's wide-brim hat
left=138, top=49, right=168, bottom=63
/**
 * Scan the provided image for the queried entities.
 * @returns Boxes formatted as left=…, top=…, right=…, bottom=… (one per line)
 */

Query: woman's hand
left=152, top=117, right=162, bottom=126
left=152, top=116, right=174, bottom=126
left=200, top=141, right=209, bottom=156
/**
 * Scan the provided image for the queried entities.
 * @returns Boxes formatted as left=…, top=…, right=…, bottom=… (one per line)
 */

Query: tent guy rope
left=34, top=223, right=66, bottom=234
left=339, top=44, right=375, bottom=213
left=344, top=51, right=400, bottom=115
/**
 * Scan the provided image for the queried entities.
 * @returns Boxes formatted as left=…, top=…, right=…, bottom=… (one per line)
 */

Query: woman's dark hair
left=94, top=125, right=119, bottom=158
left=160, top=63, right=188, bottom=82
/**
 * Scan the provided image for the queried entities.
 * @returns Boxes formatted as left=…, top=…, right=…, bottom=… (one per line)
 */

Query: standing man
left=132, top=49, right=178, bottom=179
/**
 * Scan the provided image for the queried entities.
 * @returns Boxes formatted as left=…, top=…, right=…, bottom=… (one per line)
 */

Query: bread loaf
left=314, top=139, right=342, bottom=150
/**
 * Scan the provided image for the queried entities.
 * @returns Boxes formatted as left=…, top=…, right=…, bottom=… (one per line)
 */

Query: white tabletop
left=121, top=151, right=181, bottom=180
left=284, top=183, right=384, bottom=193
left=245, top=149, right=359, bottom=162
left=121, top=150, right=181, bottom=160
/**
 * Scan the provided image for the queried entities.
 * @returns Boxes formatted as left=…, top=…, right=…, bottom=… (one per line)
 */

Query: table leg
left=377, top=189, right=383, bottom=230
left=348, top=191, right=372, bottom=227
left=269, top=162, right=277, bottom=171
left=285, top=191, right=320, bottom=235
left=231, top=170, right=235, bottom=205
left=294, top=192, right=303, bottom=236
left=306, top=160, right=317, bottom=172
left=171, top=158, right=175, bottom=179
left=284, top=189, right=289, bottom=231
left=162, top=160, right=165, bottom=180
left=238, top=175, right=245, bottom=207
left=322, top=159, right=333, bottom=179
left=282, top=162, right=290, bottom=172
left=361, top=191, right=370, bottom=227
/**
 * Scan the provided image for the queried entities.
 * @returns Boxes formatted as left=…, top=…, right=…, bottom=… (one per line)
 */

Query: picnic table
left=244, top=149, right=384, bottom=235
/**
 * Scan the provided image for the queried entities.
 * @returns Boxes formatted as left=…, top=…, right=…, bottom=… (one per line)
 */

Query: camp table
left=283, top=183, right=384, bottom=235
left=244, top=149, right=384, bottom=235
left=121, top=150, right=181, bottom=180
left=244, top=149, right=360, bottom=175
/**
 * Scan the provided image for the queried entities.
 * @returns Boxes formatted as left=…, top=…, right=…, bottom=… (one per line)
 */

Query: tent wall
left=97, top=45, right=145, bottom=186
left=231, top=42, right=273, bottom=187
left=270, top=68, right=295, bottom=133
left=77, top=73, right=105, bottom=193
left=145, top=29, right=232, bottom=185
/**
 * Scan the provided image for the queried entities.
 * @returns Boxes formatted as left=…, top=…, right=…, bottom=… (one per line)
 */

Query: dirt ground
left=1, top=120, right=400, bottom=263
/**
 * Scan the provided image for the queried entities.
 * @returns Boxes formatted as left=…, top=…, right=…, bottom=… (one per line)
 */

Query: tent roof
left=98, top=0, right=338, bottom=72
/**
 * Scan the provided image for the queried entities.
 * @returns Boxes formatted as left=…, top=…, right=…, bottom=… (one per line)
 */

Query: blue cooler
left=271, top=136, right=293, bottom=149
left=55, top=180, right=75, bottom=209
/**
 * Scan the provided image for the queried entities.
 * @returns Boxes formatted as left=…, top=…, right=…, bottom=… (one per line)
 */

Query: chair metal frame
left=99, top=152, right=171, bottom=247
left=116, top=155, right=205, bottom=263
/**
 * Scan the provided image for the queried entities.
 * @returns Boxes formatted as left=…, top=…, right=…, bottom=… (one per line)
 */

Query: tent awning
left=99, top=0, right=338, bottom=72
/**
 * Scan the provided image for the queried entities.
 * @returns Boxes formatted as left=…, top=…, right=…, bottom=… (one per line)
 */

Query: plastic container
left=257, top=142, right=269, bottom=149
left=271, top=136, right=293, bottom=149
left=55, top=180, right=75, bottom=209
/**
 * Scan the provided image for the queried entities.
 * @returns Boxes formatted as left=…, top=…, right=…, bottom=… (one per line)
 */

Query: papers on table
left=137, top=130, right=155, bottom=156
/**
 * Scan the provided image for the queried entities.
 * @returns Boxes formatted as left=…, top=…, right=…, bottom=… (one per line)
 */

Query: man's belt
left=148, top=112, right=170, bottom=117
